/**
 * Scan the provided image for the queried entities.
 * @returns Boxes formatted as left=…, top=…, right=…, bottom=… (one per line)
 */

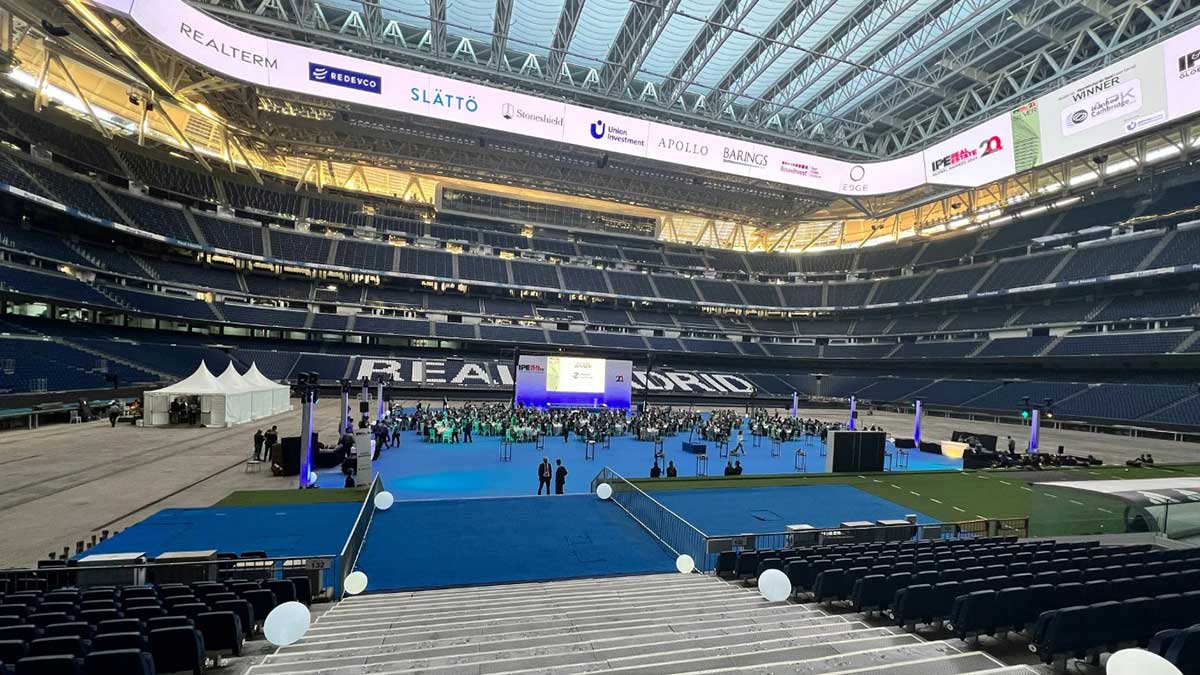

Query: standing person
left=1007, top=436, right=1016, bottom=454
left=538, top=458, right=552, bottom=495
left=264, top=426, right=279, bottom=454
left=107, top=400, right=122, bottom=427
left=554, top=458, right=568, bottom=495
left=463, top=418, right=473, bottom=443
left=390, top=420, right=402, bottom=448
left=253, top=429, right=265, bottom=460
left=666, top=461, right=677, bottom=478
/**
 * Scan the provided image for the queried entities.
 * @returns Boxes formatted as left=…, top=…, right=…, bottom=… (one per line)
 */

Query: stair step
left=257, top=622, right=893, bottom=675
left=343, top=573, right=695, bottom=604
left=262, top=575, right=1011, bottom=675
left=333, top=575, right=726, bottom=613
left=320, top=587, right=753, bottom=625
left=595, top=640, right=972, bottom=675
left=302, top=600, right=823, bottom=647
left=277, top=613, right=856, bottom=661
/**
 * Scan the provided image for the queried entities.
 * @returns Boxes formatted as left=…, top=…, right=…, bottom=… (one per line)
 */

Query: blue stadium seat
left=148, top=627, right=205, bottom=675
left=13, top=655, right=82, bottom=675
left=84, top=649, right=155, bottom=675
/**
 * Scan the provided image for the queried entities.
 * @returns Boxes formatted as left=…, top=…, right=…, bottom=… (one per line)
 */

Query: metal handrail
left=0, top=555, right=336, bottom=574
left=0, top=554, right=339, bottom=596
left=592, top=467, right=709, bottom=569
left=592, top=467, right=708, bottom=539
left=338, top=473, right=383, bottom=597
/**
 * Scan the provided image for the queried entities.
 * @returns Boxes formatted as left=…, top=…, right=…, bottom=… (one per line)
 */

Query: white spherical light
left=596, top=483, right=613, bottom=500
left=343, top=571, right=369, bottom=596
left=374, top=491, right=394, bottom=510
left=675, top=554, right=695, bottom=574
left=308, top=471, right=318, bottom=486
left=263, top=601, right=311, bottom=646
left=757, top=568, right=791, bottom=602
left=1106, top=649, right=1182, bottom=675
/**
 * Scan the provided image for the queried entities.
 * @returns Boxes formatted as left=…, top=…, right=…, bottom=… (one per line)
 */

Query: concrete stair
left=250, top=574, right=1014, bottom=675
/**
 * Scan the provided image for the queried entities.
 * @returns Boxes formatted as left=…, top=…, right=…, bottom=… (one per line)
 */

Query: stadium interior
left=0, top=0, right=1199, bottom=673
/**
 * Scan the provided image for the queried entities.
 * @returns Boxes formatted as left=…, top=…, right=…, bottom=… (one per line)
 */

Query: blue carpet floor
left=354, top=495, right=676, bottom=591
left=83, top=503, right=361, bottom=559
left=317, top=425, right=961, bottom=500
left=649, top=485, right=936, bottom=536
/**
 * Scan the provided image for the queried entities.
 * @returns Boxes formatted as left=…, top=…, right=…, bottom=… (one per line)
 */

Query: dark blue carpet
left=649, top=485, right=935, bottom=536
left=354, top=495, right=675, bottom=591
left=316, top=423, right=960, bottom=500
left=84, top=503, right=361, bottom=558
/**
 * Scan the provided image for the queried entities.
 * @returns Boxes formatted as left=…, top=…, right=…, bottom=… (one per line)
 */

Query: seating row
left=1148, top=624, right=1200, bottom=674
left=1032, top=592, right=1200, bottom=666
left=715, top=536, right=1029, bottom=578
left=0, top=613, right=235, bottom=674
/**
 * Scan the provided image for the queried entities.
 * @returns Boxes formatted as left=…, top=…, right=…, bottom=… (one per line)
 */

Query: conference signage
left=922, top=116, right=1015, bottom=188
left=354, top=357, right=758, bottom=395
left=309, top=63, right=382, bottom=94
left=1163, top=23, right=1200, bottom=122
left=89, top=0, right=1200, bottom=196
left=1030, top=48, right=1169, bottom=165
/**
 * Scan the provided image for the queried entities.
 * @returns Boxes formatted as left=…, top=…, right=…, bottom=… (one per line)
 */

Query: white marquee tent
left=144, top=361, right=291, bottom=427
left=244, top=363, right=292, bottom=417
left=215, top=363, right=257, bottom=425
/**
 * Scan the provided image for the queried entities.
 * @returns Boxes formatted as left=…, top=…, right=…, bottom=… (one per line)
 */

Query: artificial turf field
left=632, top=463, right=1200, bottom=522
left=214, top=463, right=1200, bottom=521
left=216, top=487, right=367, bottom=506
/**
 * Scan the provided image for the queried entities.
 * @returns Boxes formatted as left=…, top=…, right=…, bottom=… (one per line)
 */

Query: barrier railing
left=0, top=555, right=338, bottom=596
left=592, top=467, right=710, bottom=571
left=591, top=467, right=1031, bottom=572
left=704, top=517, right=1031, bottom=568
left=338, top=473, right=383, bottom=598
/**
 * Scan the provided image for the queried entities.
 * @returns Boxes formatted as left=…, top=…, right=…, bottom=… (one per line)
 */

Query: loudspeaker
left=826, top=431, right=886, bottom=472
left=358, top=401, right=370, bottom=413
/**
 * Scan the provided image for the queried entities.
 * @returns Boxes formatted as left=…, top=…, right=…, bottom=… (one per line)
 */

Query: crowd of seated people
left=395, top=402, right=633, bottom=444
left=964, top=440, right=1103, bottom=470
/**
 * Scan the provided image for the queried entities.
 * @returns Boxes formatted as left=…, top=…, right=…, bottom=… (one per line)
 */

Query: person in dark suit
left=264, top=426, right=279, bottom=453
left=733, top=460, right=743, bottom=475
left=650, top=462, right=662, bottom=478
left=723, top=461, right=735, bottom=476
left=538, top=458, right=552, bottom=495
left=253, top=429, right=265, bottom=460
left=554, top=459, right=568, bottom=494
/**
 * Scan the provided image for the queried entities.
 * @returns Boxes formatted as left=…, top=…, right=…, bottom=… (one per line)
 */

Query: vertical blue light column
left=299, top=392, right=315, bottom=488
left=1028, top=409, right=1040, bottom=453
left=913, top=400, right=922, bottom=445
left=848, top=396, right=857, bottom=430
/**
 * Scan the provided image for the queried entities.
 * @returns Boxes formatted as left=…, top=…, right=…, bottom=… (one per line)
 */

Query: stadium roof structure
left=5, top=0, right=1200, bottom=244
left=180, top=0, right=1197, bottom=160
